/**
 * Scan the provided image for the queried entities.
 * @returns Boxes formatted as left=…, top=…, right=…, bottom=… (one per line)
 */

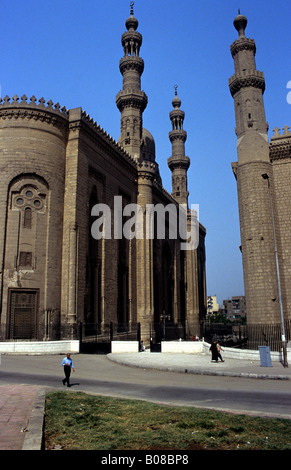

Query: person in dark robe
left=209, top=341, right=219, bottom=362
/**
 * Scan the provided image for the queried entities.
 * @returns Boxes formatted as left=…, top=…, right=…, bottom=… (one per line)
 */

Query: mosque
left=0, top=4, right=207, bottom=344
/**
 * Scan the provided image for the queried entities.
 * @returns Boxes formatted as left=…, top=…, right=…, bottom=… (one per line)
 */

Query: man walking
left=62, top=353, right=75, bottom=387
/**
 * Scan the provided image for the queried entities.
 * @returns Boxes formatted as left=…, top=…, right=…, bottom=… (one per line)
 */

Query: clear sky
left=1, top=0, right=289, bottom=306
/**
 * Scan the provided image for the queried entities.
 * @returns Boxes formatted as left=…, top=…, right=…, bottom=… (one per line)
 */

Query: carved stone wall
left=0, top=96, right=68, bottom=339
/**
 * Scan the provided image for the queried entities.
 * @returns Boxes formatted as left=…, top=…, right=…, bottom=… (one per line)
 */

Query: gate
left=8, top=289, right=38, bottom=339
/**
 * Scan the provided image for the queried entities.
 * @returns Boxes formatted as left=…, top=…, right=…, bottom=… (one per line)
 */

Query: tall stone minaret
left=229, top=13, right=281, bottom=329
left=116, top=2, right=148, bottom=160
left=116, top=4, right=158, bottom=336
left=167, top=86, right=190, bottom=207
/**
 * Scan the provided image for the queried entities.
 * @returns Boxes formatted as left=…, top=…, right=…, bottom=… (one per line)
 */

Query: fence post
left=110, top=322, right=113, bottom=342
left=137, top=323, right=141, bottom=342
left=79, top=322, right=83, bottom=352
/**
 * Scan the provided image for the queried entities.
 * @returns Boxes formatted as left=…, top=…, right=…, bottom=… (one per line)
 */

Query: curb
left=191, top=369, right=291, bottom=380
left=107, top=354, right=291, bottom=380
left=22, top=389, right=46, bottom=451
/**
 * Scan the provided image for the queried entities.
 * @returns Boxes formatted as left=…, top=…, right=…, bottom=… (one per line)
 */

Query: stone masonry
left=229, top=13, right=291, bottom=336
left=0, top=5, right=206, bottom=343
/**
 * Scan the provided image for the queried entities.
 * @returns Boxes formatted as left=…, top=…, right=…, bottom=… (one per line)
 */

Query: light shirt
left=62, top=357, right=74, bottom=368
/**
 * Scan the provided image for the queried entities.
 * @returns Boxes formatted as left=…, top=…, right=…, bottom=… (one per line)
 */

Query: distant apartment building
left=223, top=296, right=246, bottom=322
left=207, top=295, right=220, bottom=315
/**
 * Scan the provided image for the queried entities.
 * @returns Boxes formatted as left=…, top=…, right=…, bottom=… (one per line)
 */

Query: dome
left=125, top=2, right=138, bottom=31
left=125, top=14, right=138, bottom=31
left=141, top=128, right=156, bottom=162
left=172, top=95, right=181, bottom=109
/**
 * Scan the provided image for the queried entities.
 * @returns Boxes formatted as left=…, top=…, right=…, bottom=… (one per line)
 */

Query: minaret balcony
left=167, top=155, right=190, bottom=171
left=169, top=129, right=187, bottom=142
left=119, top=56, right=144, bottom=74
left=169, top=109, right=185, bottom=120
left=122, top=31, right=142, bottom=48
left=116, top=89, right=148, bottom=112
left=228, top=69, right=265, bottom=96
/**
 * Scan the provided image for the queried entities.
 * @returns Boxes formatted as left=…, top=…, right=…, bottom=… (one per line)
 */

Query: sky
left=0, top=0, right=289, bottom=307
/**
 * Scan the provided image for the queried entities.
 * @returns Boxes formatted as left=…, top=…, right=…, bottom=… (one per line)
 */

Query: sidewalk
left=0, top=384, right=44, bottom=451
left=0, top=351, right=290, bottom=451
left=107, top=349, right=291, bottom=380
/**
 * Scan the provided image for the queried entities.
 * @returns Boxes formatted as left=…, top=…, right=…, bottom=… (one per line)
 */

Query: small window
left=16, top=197, right=24, bottom=206
left=23, top=207, right=32, bottom=228
left=19, top=251, right=32, bottom=267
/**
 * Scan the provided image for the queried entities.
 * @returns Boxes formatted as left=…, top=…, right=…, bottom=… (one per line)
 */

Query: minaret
left=116, top=2, right=148, bottom=160
left=167, top=86, right=190, bottom=207
left=229, top=12, right=269, bottom=153
left=229, top=13, right=281, bottom=330
left=116, top=4, right=156, bottom=336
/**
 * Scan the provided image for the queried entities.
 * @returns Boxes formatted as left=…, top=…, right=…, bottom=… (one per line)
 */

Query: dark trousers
left=63, top=365, right=71, bottom=386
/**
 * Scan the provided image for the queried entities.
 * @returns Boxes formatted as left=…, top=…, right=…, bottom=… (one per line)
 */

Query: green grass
left=44, top=391, right=291, bottom=450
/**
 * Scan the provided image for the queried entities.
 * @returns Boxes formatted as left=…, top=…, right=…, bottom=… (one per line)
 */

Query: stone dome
left=141, top=128, right=156, bottom=162
left=125, top=2, right=138, bottom=31
left=172, top=95, right=181, bottom=109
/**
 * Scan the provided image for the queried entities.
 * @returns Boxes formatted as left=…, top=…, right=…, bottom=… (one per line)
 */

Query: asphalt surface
left=0, top=350, right=290, bottom=451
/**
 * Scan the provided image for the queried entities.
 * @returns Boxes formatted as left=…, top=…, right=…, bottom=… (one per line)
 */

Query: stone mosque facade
left=0, top=5, right=207, bottom=343
left=229, top=13, right=291, bottom=348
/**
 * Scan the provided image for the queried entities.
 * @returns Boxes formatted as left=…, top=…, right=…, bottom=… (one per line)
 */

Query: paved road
left=1, top=353, right=291, bottom=420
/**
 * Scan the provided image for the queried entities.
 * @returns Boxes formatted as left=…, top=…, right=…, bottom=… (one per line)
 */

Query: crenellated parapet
left=137, top=159, right=160, bottom=181
left=270, top=125, right=291, bottom=161
left=230, top=37, right=256, bottom=57
left=0, top=94, right=68, bottom=115
left=0, top=94, right=68, bottom=133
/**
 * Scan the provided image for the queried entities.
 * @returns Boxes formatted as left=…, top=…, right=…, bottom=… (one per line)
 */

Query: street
left=0, top=353, right=291, bottom=419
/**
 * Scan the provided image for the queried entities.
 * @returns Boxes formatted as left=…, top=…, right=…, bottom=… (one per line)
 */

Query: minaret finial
left=174, top=84, right=178, bottom=96
left=233, top=10, right=247, bottom=37
left=130, top=1, right=134, bottom=16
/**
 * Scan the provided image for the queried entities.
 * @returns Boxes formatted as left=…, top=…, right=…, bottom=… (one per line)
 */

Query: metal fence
left=144, top=320, right=290, bottom=351
left=202, top=323, right=247, bottom=348
left=11, top=318, right=288, bottom=353
left=245, top=320, right=291, bottom=352
left=79, top=322, right=141, bottom=353
left=202, top=320, right=291, bottom=352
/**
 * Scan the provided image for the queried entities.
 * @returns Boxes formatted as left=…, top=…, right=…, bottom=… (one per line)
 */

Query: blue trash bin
left=258, top=346, right=272, bottom=367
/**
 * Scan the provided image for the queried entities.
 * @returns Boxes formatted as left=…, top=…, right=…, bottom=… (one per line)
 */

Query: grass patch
left=44, top=391, right=291, bottom=450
